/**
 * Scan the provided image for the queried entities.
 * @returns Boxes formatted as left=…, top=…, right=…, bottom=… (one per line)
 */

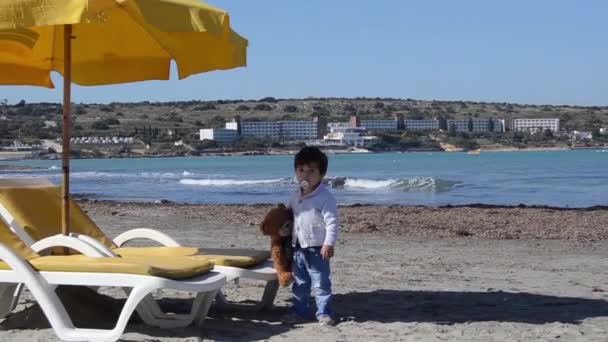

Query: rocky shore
left=79, top=201, right=608, bottom=241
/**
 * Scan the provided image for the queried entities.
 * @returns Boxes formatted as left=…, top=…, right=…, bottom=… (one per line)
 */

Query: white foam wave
left=180, top=178, right=283, bottom=186
left=140, top=172, right=182, bottom=178
left=71, top=171, right=120, bottom=178
left=339, top=176, right=459, bottom=192
left=69, top=171, right=186, bottom=179
left=344, top=178, right=397, bottom=189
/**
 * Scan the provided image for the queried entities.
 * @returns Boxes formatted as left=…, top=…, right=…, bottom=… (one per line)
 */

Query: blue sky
left=2, top=0, right=607, bottom=105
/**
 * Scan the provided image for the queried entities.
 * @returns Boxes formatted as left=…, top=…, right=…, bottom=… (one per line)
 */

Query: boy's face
left=295, top=162, right=323, bottom=190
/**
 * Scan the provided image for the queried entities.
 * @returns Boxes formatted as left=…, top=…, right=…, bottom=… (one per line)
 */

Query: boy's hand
left=320, top=245, right=334, bottom=260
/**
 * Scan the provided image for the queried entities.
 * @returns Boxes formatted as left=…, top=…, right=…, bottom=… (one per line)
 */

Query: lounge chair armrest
left=68, top=233, right=117, bottom=256
left=113, top=228, right=182, bottom=247
left=30, top=234, right=108, bottom=257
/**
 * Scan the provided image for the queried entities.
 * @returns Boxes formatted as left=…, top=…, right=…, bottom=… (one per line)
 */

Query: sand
left=1, top=202, right=607, bottom=341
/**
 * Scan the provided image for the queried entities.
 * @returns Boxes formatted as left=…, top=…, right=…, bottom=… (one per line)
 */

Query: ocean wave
left=180, top=178, right=285, bottom=186
left=70, top=171, right=126, bottom=178
left=71, top=192, right=103, bottom=199
left=327, top=176, right=461, bottom=192
left=67, top=171, right=196, bottom=179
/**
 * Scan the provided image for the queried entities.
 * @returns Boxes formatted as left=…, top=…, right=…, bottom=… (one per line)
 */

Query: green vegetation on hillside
left=1, top=97, right=607, bottom=152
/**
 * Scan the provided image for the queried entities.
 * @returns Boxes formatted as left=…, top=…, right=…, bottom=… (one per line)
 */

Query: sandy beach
left=1, top=202, right=608, bottom=341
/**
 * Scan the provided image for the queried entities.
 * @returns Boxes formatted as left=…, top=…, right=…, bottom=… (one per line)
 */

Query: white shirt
left=286, top=183, right=339, bottom=248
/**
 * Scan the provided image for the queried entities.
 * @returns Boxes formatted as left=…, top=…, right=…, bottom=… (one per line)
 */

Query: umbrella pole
left=61, top=24, right=72, bottom=236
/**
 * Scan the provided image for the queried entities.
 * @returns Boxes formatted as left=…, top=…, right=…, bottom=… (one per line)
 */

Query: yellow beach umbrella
left=0, top=0, right=247, bottom=235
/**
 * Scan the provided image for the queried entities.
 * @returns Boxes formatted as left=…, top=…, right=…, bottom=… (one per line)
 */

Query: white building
left=280, top=121, right=319, bottom=140
left=513, top=118, right=559, bottom=133
left=0, top=140, right=42, bottom=151
left=327, top=122, right=351, bottom=130
left=70, top=136, right=135, bottom=145
left=323, top=127, right=376, bottom=147
left=199, top=128, right=238, bottom=144
left=239, top=121, right=280, bottom=138
left=403, top=119, right=440, bottom=131
left=239, top=120, right=320, bottom=140
left=226, top=121, right=239, bottom=131
left=360, top=119, right=398, bottom=131
left=447, top=119, right=505, bottom=133
left=44, top=120, right=57, bottom=128
left=570, top=131, right=593, bottom=141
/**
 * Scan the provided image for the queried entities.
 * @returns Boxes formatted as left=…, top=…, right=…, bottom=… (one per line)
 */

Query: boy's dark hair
left=294, top=146, right=328, bottom=175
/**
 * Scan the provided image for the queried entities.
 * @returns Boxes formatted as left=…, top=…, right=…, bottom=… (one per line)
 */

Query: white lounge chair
left=0, top=178, right=279, bottom=311
left=0, top=218, right=225, bottom=342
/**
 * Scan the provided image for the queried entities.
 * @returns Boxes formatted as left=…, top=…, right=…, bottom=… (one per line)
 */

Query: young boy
left=282, top=146, right=339, bottom=326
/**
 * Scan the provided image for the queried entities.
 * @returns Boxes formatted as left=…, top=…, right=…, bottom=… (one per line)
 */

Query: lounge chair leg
left=260, top=279, right=279, bottom=310
left=193, top=289, right=219, bottom=327
left=213, top=279, right=279, bottom=311
left=123, top=289, right=197, bottom=329
left=0, top=284, right=20, bottom=318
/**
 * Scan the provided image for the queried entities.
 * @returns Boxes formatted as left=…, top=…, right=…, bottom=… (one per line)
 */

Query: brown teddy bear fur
left=259, top=204, right=294, bottom=287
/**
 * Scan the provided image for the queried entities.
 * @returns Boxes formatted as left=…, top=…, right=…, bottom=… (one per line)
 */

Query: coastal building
left=513, top=118, right=559, bottom=133
left=328, top=122, right=351, bottom=131
left=239, top=121, right=280, bottom=138
left=71, top=137, right=135, bottom=145
left=0, top=140, right=42, bottom=151
left=353, top=114, right=442, bottom=132
left=447, top=119, right=506, bottom=133
left=350, top=114, right=402, bottom=131
left=228, top=116, right=327, bottom=141
left=569, top=131, right=593, bottom=141
left=323, top=127, right=377, bottom=146
left=359, top=118, right=399, bottom=131
left=225, top=115, right=241, bottom=135
left=0, top=140, right=42, bottom=160
left=199, top=128, right=238, bottom=144
left=403, top=119, right=440, bottom=131
left=44, top=120, right=58, bottom=128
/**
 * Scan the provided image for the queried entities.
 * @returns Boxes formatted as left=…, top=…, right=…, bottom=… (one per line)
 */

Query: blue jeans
left=291, top=246, right=333, bottom=319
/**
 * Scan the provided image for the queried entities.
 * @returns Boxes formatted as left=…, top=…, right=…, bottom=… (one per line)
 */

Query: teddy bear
left=259, top=203, right=294, bottom=287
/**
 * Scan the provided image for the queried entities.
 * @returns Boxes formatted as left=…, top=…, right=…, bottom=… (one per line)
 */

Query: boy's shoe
left=281, top=312, right=307, bottom=325
left=317, top=314, right=335, bottom=326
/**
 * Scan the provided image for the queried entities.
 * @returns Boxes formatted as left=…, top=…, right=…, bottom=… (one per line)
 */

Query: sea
left=1, top=150, right=607, bottom=208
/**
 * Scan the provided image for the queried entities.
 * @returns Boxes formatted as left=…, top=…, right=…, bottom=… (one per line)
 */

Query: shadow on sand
left=3, top=288, right=607, bottom=340
left=0, top=287, right=291, bottom=341
left=332, top=289, right=608, bottom=324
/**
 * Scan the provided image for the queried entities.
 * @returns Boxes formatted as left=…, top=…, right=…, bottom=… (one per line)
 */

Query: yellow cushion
left=0, top=254, right=213, bottom=280
left=0, top=186, right=115, bottom=250
left=113, top=246, right=200, bottom=257
left=198, top=248, right=270, bottom=268
left=0, top=218, right=213, bottom=279
left=115, top=247, right=270, bottom=268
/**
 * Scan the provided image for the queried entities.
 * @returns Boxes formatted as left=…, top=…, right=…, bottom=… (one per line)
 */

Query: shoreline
left=0, top=146, right=608, bottom=161
left=2, top=145, right=605, bottom=162
left=479, top=146, right=570, bottom=152
left=78, top=198, right=608, bottom=211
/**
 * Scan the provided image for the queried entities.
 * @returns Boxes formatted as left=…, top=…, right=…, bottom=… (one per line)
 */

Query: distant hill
left=1, top=97, right=607, bottom=144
